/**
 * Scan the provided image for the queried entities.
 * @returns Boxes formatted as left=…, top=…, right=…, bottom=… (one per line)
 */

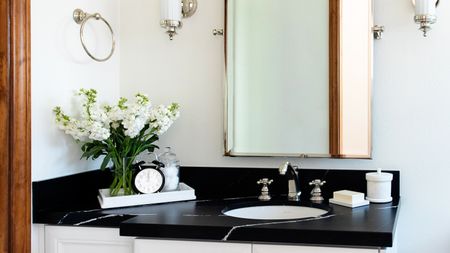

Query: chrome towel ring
left=73, top=9, right=115, bottom=62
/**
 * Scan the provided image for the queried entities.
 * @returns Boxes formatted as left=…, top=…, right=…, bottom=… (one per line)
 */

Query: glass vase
left=109, top=156, right=136, bottom=196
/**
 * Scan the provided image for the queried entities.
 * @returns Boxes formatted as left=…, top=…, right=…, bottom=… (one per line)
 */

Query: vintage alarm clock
left=132, top=161, right=165, bottom=194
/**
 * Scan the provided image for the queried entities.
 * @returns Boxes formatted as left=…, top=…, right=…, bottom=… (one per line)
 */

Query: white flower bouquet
left=54, top=89, right=180, bottom=196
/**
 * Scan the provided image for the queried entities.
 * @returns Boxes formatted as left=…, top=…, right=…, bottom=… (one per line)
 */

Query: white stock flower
left=58, top=119, right=89, bottom=141
left=56, top=89, right=112, bottom=142
left=115, top=94, right=153, bottom=138
left=81, top=104, right=111, bottom=141
left=90, top=105, right=109, bottom=124
left=54, top=89, right=179, bottom=142
left=149, top=104, right=179, bottom=135
left=88, top=121, right=111, bottom=141
left=122, top=101, right=151, bottom=138
left=108, top=106, right=126, bottom=122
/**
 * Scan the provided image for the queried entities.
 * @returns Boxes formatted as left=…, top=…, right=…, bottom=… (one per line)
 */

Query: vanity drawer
left=253, top=244, right=380, bottom=253
left=45, top=226, right=133, bottom=253
left=134, top=239, right=251, bottom=253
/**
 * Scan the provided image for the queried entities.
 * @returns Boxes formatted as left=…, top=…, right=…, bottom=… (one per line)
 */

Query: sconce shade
left=161, top=0, right=182, bottom=22
left=415, top=0, right=436, bottom=16
left=413, top=0, right=438, bottom=37
left=160, top=0, right=197, bottom=40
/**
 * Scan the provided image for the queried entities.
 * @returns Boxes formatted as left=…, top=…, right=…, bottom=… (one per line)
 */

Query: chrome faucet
left=278, top=162, right=301, bottom=201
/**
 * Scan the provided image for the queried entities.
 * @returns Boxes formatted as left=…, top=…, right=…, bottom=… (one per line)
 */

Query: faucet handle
left=309, top=179, right=326, bottom=186
left=257, top=178, right=273, bottom=185
left=257, top=178, right=273, bottom=201
left=309, top=179, right=326, bottom=203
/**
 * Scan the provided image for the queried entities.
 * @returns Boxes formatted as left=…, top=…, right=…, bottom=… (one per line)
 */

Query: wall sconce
left=413, top=0, right=439, bottom=37
left=160, top=0, right=198, bottom=40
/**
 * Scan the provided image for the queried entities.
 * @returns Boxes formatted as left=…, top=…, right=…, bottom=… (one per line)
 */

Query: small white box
left=97, top=183, right=196, bottom=209
left=333, top=190, right=365, bottom=204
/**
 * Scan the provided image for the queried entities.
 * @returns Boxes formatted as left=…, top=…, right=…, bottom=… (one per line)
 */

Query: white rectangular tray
left=97, top=183, right=196, bottom=209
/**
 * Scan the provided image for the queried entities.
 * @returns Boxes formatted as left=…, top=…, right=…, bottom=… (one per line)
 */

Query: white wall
left=31, top=0, right=120, bottom=181
left=31, top=0, right=121, bottom=252
left=120, top=0, right=450, bottom=252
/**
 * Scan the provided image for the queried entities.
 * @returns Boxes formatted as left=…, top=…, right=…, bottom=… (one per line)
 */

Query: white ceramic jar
left=365, top=169, right=393, bottom=203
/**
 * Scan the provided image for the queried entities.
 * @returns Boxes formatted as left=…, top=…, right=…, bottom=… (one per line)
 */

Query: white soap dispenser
left=366, top=169, right=393, bottom=203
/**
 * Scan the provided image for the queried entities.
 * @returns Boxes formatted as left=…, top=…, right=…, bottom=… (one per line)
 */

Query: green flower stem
left=108, top=152, right=140, bottom=196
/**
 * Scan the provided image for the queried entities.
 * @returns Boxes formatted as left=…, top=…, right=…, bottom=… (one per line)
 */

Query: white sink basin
left=224, top=205, right=328, bottom=220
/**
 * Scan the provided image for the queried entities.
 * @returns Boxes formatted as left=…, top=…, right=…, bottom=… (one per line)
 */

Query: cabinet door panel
left=45, top=226, right=133, bottom=253
left=134, top=239, right=251, bottom=253
left=253, top=244, right=378, bottom=253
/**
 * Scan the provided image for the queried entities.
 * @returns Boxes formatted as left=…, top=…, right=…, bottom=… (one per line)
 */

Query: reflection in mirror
left=224, top=0, right=372, bottom=158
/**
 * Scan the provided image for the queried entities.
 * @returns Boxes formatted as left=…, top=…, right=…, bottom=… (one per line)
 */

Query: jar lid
left=366, top=168, right=393, bottom=182
left=159, top=147, right=180, bottom=167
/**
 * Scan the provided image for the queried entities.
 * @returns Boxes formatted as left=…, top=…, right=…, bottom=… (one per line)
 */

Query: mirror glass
left=225, top=0, right=373, bottom=158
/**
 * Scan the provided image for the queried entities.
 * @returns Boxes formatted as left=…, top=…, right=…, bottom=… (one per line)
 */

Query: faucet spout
left=278, top=162, right=301, bottom=201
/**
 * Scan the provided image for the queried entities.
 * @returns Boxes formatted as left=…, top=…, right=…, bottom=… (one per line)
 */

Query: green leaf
left=147, top=144, right=158, bottom=153
left=81, top=145, right=106, bottom=160
left=100, top=154, right=111, bottom=171
left=147, top=135, right=159, bottom=143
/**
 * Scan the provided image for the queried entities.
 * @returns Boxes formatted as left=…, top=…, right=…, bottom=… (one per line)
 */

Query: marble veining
left=377, top=206, right=398, bottom=210
left=124, top=213, right=158, bottom=216
left=222, top=214, right=337, bottom=241
left=193, top=196, right=256, bottom=203
left=57, top=210, right=158, bottom=225
left=74, top=214, right=125, bottom=226
left=57, top=213, right=72, bottom=225
left=183, top=214, right=214, bottom=217
left=57, top=207, right=107, bottom=224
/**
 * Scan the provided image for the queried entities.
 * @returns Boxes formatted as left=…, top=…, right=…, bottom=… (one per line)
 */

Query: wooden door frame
left=0, top=0, right=31, bottom=252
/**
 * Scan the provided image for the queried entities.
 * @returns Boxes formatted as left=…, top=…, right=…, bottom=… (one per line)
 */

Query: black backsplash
left=33, top=166, right=400, bottom=220
left=179, top=167, right=400, bottom=201
left=32, top=169, right=113, bottom=214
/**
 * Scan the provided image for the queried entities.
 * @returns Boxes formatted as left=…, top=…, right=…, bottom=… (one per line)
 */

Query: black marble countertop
left=120, top=197, right=400, bottom=247
left=33, top=167, right=401, bottom=248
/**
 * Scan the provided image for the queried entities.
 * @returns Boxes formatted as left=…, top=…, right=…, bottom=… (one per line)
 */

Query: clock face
left=134, top=168, right=164, bottom=194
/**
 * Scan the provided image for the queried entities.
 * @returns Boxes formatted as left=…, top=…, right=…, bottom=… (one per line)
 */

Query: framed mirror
left=224, top=0, right=373, bottom=158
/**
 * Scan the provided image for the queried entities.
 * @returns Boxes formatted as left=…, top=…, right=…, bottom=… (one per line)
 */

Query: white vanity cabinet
left=253, top=244, right=383, bottom=253
left=134, top=239, right=251, bottom=253
left=135, top=239, right=392, bottom=253
left=44, top=226, right=133, bottom=253
left=41, top=226, right=395, bottom=253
